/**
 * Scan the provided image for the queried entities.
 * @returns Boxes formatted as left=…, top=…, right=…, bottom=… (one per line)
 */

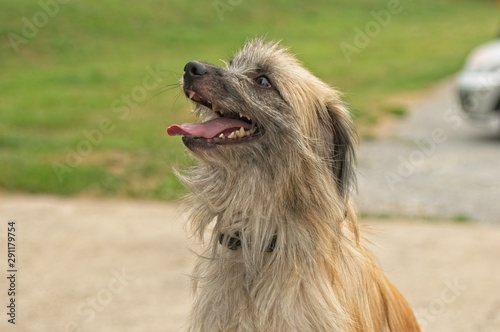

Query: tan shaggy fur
left=171, top=39, right=420, bottom=332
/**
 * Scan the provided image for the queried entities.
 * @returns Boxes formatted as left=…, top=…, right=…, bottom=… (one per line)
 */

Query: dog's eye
left=255, top=76, right=272, bottom=88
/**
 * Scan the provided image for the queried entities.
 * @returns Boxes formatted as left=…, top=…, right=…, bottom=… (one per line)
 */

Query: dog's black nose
left=184, top=61, right=208, bottom=77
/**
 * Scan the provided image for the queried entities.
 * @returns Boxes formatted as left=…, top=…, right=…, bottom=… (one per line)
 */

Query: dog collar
left=218, top=231, right=277, bottom=252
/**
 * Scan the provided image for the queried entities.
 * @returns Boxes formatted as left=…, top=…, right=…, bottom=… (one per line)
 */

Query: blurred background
left=1, top=1, right=500, bottom=331
left=1, top=0, right=498, bottom=200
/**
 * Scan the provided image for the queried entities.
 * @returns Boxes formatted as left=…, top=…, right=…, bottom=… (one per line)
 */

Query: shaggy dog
left=167, top=39, right=420, bottom=332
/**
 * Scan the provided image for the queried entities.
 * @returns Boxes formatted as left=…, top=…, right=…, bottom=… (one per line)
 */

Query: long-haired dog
left=167, top=39, right=420, bottom=332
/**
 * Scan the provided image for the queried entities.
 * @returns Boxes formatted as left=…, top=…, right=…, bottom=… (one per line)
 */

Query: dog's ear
left=321, top=102, right=357, bottom=198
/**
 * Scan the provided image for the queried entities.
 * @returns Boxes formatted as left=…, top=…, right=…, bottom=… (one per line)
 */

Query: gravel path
left=356, top=79, right=500, bottom=223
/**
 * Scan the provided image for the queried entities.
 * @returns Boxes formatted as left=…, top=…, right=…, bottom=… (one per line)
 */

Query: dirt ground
left=0, top=194, right=499, bottom=332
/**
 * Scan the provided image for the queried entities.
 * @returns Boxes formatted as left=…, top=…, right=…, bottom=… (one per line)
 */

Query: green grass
left=385, top=106, right=407, bottom=118
left=0, top=0, right=498, bottom=199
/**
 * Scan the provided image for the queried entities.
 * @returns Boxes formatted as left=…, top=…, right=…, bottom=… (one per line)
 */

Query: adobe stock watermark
left=384, top=107, right=463, bottom=192
left=51, top=64, right=164, bottom=182
left=414, top=278, right=466, bottom=330
left=213, top=0, right=243, bottom=21
left=65, top=268, right=140, bottom=332
left=7, top=0, right=71, bottom=54
left=339, top=0, right=405, bottom=63
left=460, top=74, right=500, bottom=112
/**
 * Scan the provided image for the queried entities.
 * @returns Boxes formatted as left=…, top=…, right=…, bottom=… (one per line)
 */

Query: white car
left=456, top=40, right=500, bottom=123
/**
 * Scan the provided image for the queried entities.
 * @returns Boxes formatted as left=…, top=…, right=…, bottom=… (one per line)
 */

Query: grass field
left=0, top=0, right=498, bottom=199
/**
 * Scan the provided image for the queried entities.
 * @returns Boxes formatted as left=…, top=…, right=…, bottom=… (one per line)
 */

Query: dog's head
left=167, top=39, right=357, bottom=197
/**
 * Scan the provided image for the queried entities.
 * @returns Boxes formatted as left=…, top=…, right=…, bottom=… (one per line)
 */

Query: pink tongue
left=167, top=117, right=252, bottom=138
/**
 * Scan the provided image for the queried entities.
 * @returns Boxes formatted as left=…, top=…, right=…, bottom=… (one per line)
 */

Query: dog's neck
left=180, top=156, right=355, bottom=249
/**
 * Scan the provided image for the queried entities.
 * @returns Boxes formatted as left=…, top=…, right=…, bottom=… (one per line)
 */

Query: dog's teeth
left=226, top=127, right=254, bottom=139
left=239, top=127, right=247, bottom=138
left=218, top=133, right=225, bottom=139
left=188, top=91, right=195, bottom=99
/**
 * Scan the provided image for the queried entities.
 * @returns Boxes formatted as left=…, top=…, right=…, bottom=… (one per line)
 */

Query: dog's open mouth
left=166, top=89, right=262, bottom=146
